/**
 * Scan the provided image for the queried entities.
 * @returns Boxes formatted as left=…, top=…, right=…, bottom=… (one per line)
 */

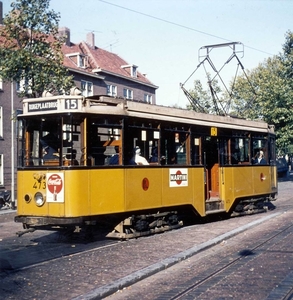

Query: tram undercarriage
left=106, top=211, right=183, bottom=239
left=230, top=194, right=277, bottom=217
left=15, top=194, right=276, bottom=239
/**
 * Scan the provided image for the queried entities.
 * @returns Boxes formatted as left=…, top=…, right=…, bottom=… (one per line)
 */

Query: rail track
left=0, top=229, right=119, bottom=275
left=168, top=222, right=293, bottom=300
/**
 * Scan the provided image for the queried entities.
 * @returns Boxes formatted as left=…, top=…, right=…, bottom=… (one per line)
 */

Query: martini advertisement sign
left=169, top=168, right=188, bottom=187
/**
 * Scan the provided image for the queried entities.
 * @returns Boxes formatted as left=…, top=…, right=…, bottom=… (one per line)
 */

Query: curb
left=73, top=212, right=281, bottom=300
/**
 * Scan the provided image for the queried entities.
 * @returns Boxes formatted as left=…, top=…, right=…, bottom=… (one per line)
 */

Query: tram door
left=203, top=136, right=219, bottom=200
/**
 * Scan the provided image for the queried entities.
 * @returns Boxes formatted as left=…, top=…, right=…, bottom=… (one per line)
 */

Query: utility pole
left=11, top=81, right=15, bottom=208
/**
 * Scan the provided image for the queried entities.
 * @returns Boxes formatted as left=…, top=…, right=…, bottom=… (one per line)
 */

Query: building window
left=144, top=94, right=152, bottom=104
left=78, top=55, right=87, bottom=68
left=132, top=66, right=137, bottom=78
left=17, top=77, right=32, bottom=94
left=121, top=64, right=138, bottom=78
left=0, top=107, right=3, bottom=138
left=0, top=77, right=3, bottom=90
left=123, top=88, right=133, bottom=100
left=107, top=85, right=117, bottom=97
left=81, top=80, right=93, bottom=96
left=0, top=154, right=3, bottom=186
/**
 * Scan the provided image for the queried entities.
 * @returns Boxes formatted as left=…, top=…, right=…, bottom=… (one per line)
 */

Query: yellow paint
left=17, top=165, right=277, bottom=221
left=219, top=166, right=277, bottom=211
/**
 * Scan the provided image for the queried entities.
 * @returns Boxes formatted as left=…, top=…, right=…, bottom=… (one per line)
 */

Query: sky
left=1, top=0, right=292, bottom=107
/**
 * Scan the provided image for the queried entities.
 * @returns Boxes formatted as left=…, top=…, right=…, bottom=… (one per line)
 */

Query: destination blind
left=28, top=100, right=58, bottom=112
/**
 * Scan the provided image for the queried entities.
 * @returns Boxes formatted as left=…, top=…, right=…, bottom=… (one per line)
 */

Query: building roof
left=62, top=36, right=157, bottom=89
left=0, top=22, right=158, bottom=89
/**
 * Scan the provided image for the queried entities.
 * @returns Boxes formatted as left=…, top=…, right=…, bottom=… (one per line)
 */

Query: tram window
left=252, top=137, right=268, bottom=165
left=62, top=119, right=82, bottom=166
left=88, top=120, right=122, bottom=166
left=161, top=130, right=189, bottom=165
left=124, top=123, right=160, bottom=165
left=230, top=138, right=250, bottom=164
left=192, top=137, right=202, bottom=165
left=17, top=118, right=62, bottom=167
left=219, top=139, right=229, bottom=165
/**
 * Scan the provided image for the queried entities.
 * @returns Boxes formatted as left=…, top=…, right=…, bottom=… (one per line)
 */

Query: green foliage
left=0, top=0, right=74, bottom=97
left=187, top=76, right=228, bottom=115
left=231, top=31, right=293, bottom=149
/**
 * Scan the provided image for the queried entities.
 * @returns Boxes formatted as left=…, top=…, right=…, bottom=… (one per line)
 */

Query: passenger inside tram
left=130, top=146, right=149, bottom=165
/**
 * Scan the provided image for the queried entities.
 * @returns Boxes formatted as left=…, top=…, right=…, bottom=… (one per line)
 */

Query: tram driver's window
left=252, top=137, right=268, bottom=165
left=230, top=137, right=250, bottom=164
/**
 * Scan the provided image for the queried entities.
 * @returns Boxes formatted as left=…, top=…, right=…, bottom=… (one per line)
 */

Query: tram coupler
left=16, top=228, right=36, bottom=237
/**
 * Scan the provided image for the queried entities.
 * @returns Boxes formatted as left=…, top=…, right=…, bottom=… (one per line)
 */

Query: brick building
left=0, top=1, right=158, bottom=198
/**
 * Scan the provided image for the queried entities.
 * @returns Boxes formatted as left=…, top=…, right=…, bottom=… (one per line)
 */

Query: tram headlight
left=34, top=192, right=45, bottom=207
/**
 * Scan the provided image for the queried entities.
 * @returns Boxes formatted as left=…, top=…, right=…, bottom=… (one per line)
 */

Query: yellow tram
left=15, top=93, right=277, bottom=238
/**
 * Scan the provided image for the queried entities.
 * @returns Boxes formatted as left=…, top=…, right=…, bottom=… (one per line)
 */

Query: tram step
left=206, top=197, right=220, bottom=203
left=205, top=209, right=226, bottom=215
left=205, top=198, right=224, bottom=211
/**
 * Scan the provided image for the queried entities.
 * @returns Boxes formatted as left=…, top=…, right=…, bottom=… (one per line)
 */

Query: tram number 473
left=33, top=180, right=46, bottom=190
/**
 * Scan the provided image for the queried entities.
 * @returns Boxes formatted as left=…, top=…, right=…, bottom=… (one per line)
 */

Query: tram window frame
left=124, top=120, right=160, bottom=165
left=18, top=117, right=63, bottom=167
left=62, top=116, right=83, bottom=166
left=268, top=135, right=276, bottom=164
left=161, top=127, right=190, bottom=166
left=87, top=117, right=123, bottom=166
left=252, top=135, right=268, bottom=165
left=230, top=137, right=250, bottom=165
left=218, top=129, right=251, bottom=166
left=191, top=135, right=202, bottom=165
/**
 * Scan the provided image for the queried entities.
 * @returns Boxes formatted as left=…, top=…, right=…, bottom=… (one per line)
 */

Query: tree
left=0, top=0, right=74, bottom=97
left=231, top=32, right=293, bottom=149
left=186, top=76, right=228, bottom=115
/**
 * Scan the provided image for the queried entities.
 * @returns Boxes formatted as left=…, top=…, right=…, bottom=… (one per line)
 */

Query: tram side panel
left=220, top=166, right=275, bottom=212
left=17, top=167, right=205, bottom=220
left=125, top=168, right=163, bottom=211
left=161, top=167, right=206, bottom=216
left=88, top=169, right=125, bottom=214
left=124, top=167, right=205, bottom=216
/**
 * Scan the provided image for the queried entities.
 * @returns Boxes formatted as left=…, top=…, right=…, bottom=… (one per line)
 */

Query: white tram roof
left=20, top=94, right=274, bottom=134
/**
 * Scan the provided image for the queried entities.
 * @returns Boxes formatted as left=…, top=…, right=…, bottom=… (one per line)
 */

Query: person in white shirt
left=257, top=150, right=267, bottom=165
left=130, top=146, right=149, bottom=165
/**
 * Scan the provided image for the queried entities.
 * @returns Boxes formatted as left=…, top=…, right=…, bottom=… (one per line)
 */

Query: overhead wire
left=99, top=0, right=274, bottom=56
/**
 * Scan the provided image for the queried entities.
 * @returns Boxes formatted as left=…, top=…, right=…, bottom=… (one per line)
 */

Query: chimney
left=0, top=1, right=3, bottom=25
left=86, top=32, right=95, bottom=49
left=58, top=27, right=70, bottom=46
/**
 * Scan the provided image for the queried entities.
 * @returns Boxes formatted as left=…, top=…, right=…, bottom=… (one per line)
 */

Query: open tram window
left=88, top=117, right=123, bottom=166
left=252, top=135, right=268, bottom=165
left=230, top=137, right=250, bottom=165
left=17, top=117, right=63, bottom=167
left=62, top=116, right=82, bottom=166
left=161, top=127, right=190, bottom=165
left=124, top=120, right=160, bottom=165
